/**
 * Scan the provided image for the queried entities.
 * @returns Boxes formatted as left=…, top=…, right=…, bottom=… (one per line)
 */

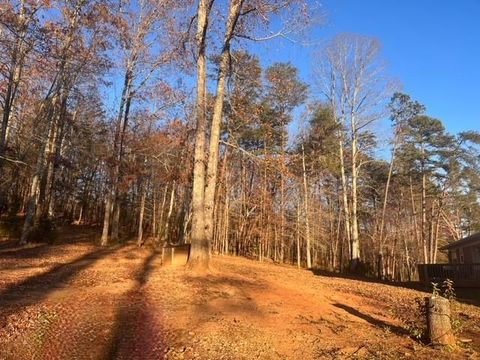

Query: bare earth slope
left=1, top=238, right=479, bottom=360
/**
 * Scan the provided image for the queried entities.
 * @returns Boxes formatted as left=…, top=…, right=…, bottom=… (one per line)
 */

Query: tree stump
left=425, top=296, right=455, bottom=346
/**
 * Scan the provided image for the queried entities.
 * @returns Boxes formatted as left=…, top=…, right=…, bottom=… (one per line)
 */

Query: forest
left=1, top=1, right=480, bottom=358
left=1, top=0, right=479, bottom=278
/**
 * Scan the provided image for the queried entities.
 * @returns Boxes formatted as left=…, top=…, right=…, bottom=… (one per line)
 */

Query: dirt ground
left=1, top=230, right=479, bottom=359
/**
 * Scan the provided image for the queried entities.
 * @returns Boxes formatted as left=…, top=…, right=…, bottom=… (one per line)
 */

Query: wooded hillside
left=1, top=0, right=480, bottom=279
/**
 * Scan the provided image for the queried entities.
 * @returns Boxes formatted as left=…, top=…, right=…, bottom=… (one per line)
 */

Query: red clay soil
left=0, top=234, right=479, bottom=359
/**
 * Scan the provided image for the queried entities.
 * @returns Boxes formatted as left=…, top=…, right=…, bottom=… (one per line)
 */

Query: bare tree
left=314, top=33, right=395, bottom=269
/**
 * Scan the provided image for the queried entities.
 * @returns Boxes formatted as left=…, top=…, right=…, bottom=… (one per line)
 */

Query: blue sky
left=253, top=0, right=480, bottom=136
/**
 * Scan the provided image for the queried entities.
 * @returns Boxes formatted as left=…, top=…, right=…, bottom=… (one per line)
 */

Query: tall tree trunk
left=214, top=150, right=229, bottom=253
left=101, top=66, right=133, bottom=246
left=156, top=185, right=168, bottom=242
left=110, top=196, right=121, bottom=242
left=188, top=0, right=213, bottom=270
left=77, top=204, right=83, bottom=224
left=280, top=133, right=286, bottom=263
left=428, top=200, right=435, bottom=264
left=101, top=189, right=114, bottom=246
left=261, top=142, right=268, bottom=261
left=204, top=0, right=244, bottom=244
left=333, top=205, right=342, bottom=271
left=338, top=137, right=351, bottom=261
left=296, top=204, right=301, bottom=268
left=378, top=143, right=397, bottom=252
left=152, top=188, right=157, bottom=238
left=163, top=182, right=175, bottom=244
left=301, top=144, right=312, bottom=268
left=137, top=181, right=146, bottom=246
left=350, top=115, right=360, bottom=268
left=223, top=193, right=230, bottom=255
left=377, top=142, right=398, bottom=277
left=409, top=177, right=422, bottom=261
left=421, top=170, right=428, bottom=263
left=42, top=97, right=71, bottom=220
left=21, top=94, right=60, bottom=243
left=20, top=140, right=48, bottom=244
left=36, top=98, right=61, bottom=222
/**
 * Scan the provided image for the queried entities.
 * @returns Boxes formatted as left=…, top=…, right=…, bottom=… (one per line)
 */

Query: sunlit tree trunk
left=163, top=182, right=175, bottom=244
left=204, top=0, right=244, bottom=245
left=152, top=188, right=157, bottom=238
left=189, top=0, right=213, bottom=269
left=301, top=144, right=312, bottom=268
left=421, top=158, right=428, bottom=264
left=156, top=186, right=168, bottom=242
left=279, top=133, right=286, bottom=262
left=349, top=105, right=360, bottom=268
left=338, top=137, right=351, bottom=257
left=137, top=181, right=146, bottom=246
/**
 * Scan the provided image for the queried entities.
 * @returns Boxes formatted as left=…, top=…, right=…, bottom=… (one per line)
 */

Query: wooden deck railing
left=418, top=263, right=480, bottom=287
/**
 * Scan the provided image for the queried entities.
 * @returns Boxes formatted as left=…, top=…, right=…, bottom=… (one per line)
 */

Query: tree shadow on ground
left=332, top=302, right=410, bottom=336
left=0, top=245, right=123, bottom=326
left=0, top=242, right=52, bottom=258
left=310, top=269, right=480, bottom=306
left=0, top=225, right=99, bottom=258
left=0, top=240, right=31, bottom=251
left=105, top=250, right=167, bottom=360
left=310, top=268, right=427, bottom=291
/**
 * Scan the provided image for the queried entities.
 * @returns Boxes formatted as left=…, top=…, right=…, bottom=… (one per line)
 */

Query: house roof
left=440, top=232, right=480, bottom=251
